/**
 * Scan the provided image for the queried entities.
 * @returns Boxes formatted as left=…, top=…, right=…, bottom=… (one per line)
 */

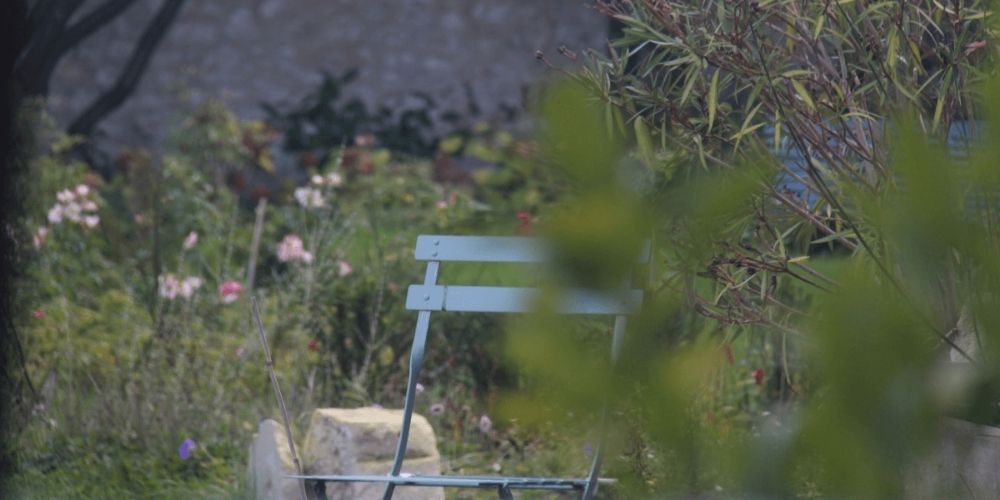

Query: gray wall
left=48, top=0, right=608, bottom=152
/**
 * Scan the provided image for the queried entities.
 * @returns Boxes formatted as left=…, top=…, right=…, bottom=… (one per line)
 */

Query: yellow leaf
left=791, top=79, right=815, bottom=110
left=708, top=68, right=720, bottom=132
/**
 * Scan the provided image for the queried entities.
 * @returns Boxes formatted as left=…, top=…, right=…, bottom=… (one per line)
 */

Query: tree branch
left=24, top=0, right=139, bottom=97
left=15, top=0, right=85, bottom=94
left=68, top=0, right=186, bottom=137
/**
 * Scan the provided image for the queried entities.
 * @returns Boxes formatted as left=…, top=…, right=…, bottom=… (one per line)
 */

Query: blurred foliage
left=263, top=70, right=455, bottom=158
left=502, top=56, right=1000, bottom=497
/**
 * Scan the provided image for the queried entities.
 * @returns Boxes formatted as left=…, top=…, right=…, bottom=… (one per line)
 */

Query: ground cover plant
left=6, top=101, right=552, bottom=498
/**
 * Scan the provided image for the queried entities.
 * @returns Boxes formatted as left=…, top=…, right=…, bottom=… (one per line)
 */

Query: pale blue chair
left=294, top=235, right=647, bottom=499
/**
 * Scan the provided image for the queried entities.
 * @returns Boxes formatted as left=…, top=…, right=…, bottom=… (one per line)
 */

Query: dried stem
left=245, top=198, right=268, bottom=291
left=250, top=296, right=308, bottom=500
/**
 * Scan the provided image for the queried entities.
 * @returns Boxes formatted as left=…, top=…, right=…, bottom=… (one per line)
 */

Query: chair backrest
left=334, top=235, right=651, bottom=500
left=405, top=235, right=648, bottom=315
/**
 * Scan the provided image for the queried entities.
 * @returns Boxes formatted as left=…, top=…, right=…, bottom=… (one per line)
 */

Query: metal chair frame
left=292, top=235, right=647, bottom=499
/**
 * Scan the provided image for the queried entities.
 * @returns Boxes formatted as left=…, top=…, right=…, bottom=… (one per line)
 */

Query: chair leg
left=582, top=315, right=627, bottom=499
left=382, top=310, right=432, bottom=500
left=581, top=408, right=608, bottom=500
left=497, top=483, right=514, bottom=499
left=312, top=479, right=329, bottom=500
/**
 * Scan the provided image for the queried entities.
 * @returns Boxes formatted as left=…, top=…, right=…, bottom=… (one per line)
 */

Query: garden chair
left=293, top=234, right=647, bottom=499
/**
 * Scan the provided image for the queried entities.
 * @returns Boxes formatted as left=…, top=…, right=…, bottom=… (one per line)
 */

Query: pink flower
left=753, top=368, right=765, bottom=386
left=32, top=227, right=48, bottom=248
left=179, top=276, right=203, bottom=298
left=56, top=189, right=75, bottom=204
left=219, top=280, right=242, bottom=304
left=308, top=339, right=319, bottom=351
left=516, top=211, right=533, bottom=235
left=277, top=234, right=313, bottom=263
left=82, top=215, right=100, bottom=228
left=429, top=403, right=445, bottom=415
left=337, top=260, right=352, bottom=277
left=435, top=199, right=448, bottom=209
left=183, top=231, right=199, bottom=250
left=32, top=309, right=44, bottom=319
left=235, top=346, right=247, bottom=359
left=47, top=205, right=63, bottom=224
left=478, top=415, right=492, bottom=433
left=75, top=184, right=90, bottom=197
left=158, top=274, right=181, bottom=300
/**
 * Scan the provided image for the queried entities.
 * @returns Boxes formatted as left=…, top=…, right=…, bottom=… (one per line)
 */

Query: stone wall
left=48, top=0, right=608, bottom=152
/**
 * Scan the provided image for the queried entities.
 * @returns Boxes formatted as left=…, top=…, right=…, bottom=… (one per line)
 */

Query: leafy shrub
left=10, top=102, right=540, bottom=496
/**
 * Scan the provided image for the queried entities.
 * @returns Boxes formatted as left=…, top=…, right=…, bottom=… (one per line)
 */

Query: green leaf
left=634, top=116, right=655, bottom=166
left=708, top=68, right=721, bottom=132
left=438, top=136, right=464, bottom=154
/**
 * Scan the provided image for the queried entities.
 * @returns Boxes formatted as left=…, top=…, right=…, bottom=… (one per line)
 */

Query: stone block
left=302, top=407, right=443, bottom=500
left=907, top=418, right=1000, bottom=498
left=247, top=419, right=308, bottom=500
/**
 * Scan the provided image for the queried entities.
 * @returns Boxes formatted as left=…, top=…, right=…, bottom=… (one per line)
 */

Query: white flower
left=179, top=276, right=203, bottom=298
left=311, top=175, right=324, bottom=186
left=311, top=189, right=325, bottom=207
left=293, top=187, right=309, bottom=206
left=82, top=215, right=100, bottom=228
left=81, top=200, right=98, bottom=212
left=158, top=274, right=181, bottom=300
left=63, top=202, right=82, bottom=222
left=47, top=205, right=63, bottom=224
left=415, top=383, right=425, bottom=394
left=325, top=172, right=343, bottom=187
left=293, top=187, right=325, bottom=208
left=183, top=231, right=198, bottom=250
left=56, top=190, right=75, bottom=203
left=75, top=184, right=90, bottom=197
left=337, top=260, right=353, bottom=276
left=301, top=251, right=314, bottom=263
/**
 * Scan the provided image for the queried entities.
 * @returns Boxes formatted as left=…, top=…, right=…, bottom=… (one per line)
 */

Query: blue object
left=295, top=234, right=647, bottom=499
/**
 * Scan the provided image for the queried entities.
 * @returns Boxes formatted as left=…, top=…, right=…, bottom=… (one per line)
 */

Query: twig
left=245, top=198, right=267, bottom=291
left=67, top=0, right=187, bottom=136
left=251, top=296, right=308, bottom=500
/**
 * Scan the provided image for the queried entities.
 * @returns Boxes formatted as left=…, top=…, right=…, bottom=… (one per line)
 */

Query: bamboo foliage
left=565, top=0, right=996, bottom=334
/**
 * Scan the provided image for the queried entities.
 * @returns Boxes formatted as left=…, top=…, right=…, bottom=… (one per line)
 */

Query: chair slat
left=415, top=235, right=547, bottom=262
left=414, top=235, right=651, bottom=264
left=406, top=285, right=643, bottom=315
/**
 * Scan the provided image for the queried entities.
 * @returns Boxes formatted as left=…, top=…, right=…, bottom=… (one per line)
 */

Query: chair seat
left=289, top=473, right=616, bottom=491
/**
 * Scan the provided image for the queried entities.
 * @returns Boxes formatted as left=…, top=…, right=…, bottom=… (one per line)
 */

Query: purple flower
left=478, top=415, right=492, bottom=433
left=178, top=438, right=197, bottom=460
left=583, top=442, right=593, bottom=458
left=429, top=403, right=445, bottom=415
